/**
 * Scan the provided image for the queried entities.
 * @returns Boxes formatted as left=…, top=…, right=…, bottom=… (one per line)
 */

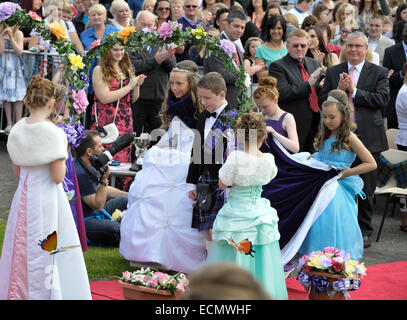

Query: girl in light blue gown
left=299, top=89, right=377, bottom=260
left=207, top=112, right=288, bottom=300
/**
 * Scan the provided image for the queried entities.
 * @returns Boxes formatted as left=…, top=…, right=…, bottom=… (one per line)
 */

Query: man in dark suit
left=319, top=31, right=390, bottom=248
left=187, top=72, right=234, bottom=239
left=131, top=10, right=176, bottom=137
left=268, top=28, right=324, bottom=152
left=382, top=22, right=407, bottom=129
left=203, top=10, right=246, bottom=109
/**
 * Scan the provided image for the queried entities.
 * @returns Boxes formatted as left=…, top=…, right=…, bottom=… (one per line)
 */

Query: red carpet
left=90, top=260, right=407, bottom=300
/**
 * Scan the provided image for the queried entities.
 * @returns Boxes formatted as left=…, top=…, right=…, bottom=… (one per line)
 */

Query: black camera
left=90, top=133, right=134, bottom=175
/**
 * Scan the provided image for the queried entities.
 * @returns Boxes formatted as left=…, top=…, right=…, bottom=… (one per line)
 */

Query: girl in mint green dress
left=206, top=112, right=288, bottom=300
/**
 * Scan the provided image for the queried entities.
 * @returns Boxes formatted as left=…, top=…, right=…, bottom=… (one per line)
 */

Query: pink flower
left=89, top=39, right=101, bottom=50
left=28, top=10, right=42, bottom=22
left=122, top=271, right=131, bottom=281
left=71, top=89, right=88, bottom=115
left=323, top=247, right=341, bottom=256
left=148, top=278, right=158, bottom=287
left=158, top=22, right=173, bottom=40
left=176, top=283, right=185, bottom=292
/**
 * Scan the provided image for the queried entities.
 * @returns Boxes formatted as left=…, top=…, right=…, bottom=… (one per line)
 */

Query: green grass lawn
left=0, top=218, right=137, bottom=281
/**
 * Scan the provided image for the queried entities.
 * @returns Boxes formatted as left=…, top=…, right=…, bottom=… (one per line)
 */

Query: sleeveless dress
left=0, top=38, right=26, bottom=103
left=119, top=94, right=207, bottom=274
left=299, top=136, right=365, bottom=260
left=0, top=119, right=91, bottom=300
left=90, top=76, right=133, bottom=191
left=207, top=150, right=288, bottom=300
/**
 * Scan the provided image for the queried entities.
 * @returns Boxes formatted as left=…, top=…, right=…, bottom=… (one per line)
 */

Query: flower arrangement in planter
left=118, top=267, right=189, bottom=300
left=296, top=247, right=366, bottom=300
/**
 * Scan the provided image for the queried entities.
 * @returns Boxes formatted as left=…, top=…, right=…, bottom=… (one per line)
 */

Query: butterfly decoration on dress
left=226, top=237, right=255, bottom=257
left=38, top=231, right=80, bottom=255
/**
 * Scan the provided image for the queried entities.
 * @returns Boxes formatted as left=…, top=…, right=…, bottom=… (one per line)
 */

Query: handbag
left=195, top=183, right=214, bottom=213
left=95, top=79, right=123, bottom=144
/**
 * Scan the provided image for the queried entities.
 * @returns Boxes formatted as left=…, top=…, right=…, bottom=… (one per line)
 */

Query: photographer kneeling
left=74, top=130, right=128, bottom=247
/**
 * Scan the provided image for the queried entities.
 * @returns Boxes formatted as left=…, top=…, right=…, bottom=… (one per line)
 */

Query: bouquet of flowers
left=296, top=247, right=366, bottom=299
left=120, top=267, right=189, bottom=295
left=111, top=209, right=125, bottom=222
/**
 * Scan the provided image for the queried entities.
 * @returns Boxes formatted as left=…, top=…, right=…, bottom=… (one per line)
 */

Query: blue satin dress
left=299, top=136, right=365, bottom=260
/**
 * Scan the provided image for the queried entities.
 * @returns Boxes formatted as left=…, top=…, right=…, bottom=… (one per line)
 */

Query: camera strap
left=76, top=158, right=100, bottom=184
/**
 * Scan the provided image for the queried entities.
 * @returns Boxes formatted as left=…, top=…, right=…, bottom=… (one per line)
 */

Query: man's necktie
left=348, top=66, right=356, bottom=123
left=234, top=51, right=240, bottom=67
left=205, top=110, right=217, bottom=118
left=299, top=62, right=319, bottom=113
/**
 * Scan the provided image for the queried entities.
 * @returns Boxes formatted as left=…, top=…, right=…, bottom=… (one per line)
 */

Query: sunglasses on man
left=185, top=5, right=198, bottom=8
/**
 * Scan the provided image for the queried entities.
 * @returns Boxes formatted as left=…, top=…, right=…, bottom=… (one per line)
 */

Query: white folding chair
left=386, top=128, right=399, bottom=150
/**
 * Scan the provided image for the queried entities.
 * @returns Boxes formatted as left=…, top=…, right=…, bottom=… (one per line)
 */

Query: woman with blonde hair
left=110, top=0, right=133, bottom=29
left=283, top=12, right=299, bottom=29
left=331, top=3, right=355, bottom=39
left=90, top=43, right=146, bottom=191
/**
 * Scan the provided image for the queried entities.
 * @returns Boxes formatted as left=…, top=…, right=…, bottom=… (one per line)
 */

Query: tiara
left=326, top=96, right=342, bottom=104
left=172, top=67, right=192, bottom=73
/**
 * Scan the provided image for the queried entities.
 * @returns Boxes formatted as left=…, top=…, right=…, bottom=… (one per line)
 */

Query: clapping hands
left=337, top=72, right=355, bottom=94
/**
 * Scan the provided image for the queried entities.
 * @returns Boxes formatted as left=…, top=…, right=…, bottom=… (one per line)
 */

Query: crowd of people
left=0, top=0, right=407, bottom=300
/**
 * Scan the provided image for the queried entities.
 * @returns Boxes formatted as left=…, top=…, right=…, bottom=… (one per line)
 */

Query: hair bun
left=30, top=75, right=45, bottom=89
left=258, top=76, right=277, bottom=88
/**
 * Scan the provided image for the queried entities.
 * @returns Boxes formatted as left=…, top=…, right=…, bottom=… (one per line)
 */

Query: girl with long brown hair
left=91, top=43, right=146, bottom=191
left=299, top=89, right=377, bottom=260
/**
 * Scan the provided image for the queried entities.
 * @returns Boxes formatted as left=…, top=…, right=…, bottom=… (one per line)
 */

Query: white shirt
left=348, top=60, right=365, bottom=98
left=204, top=102, right=228, bottom=139
left=396, top=84, right=407, bottom=147
left=287, top=6, right=309, bottom=27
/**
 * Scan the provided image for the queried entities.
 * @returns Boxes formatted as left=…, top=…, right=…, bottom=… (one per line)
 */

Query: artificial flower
left=89, top=39, right=101, bottom=50
left=191, top=28, right=206, bottom=39
left=71, top=89, right=88, bottom=114
left=69, top=53, right=85, bottom=71
left=120, top=268, right=188, bottom=295
left=158, top=22, right=174, bottom=40
left=122, top=271, right=131, bottom=281
left=118, top=26, right=135, bottom=44
left=219, top=39, right=236, bottom=58
left=28, top=10, right=42, bottom=22
left=49, top=22, right=68, bottom=40
left=0, top=2, right=21, bottom=22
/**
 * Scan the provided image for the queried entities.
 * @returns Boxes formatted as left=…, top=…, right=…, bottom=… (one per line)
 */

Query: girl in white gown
left=0, top=75, right=91, bottom=300
left=120, top=61, right=207, bottom=273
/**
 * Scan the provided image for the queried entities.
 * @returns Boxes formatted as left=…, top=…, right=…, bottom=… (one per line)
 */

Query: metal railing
left=0, top=48, right=61, bottom=134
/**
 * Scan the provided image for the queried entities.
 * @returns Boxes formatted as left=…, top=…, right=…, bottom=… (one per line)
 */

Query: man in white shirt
left=287, top=0, right=314, bottom=27
left=367, top=14, right=394, bottom=65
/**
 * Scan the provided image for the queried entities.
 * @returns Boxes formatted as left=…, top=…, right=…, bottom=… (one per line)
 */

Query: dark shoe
left=400, top=225, right=407, bottom=233
left=363, top=235, right=371, bottom=248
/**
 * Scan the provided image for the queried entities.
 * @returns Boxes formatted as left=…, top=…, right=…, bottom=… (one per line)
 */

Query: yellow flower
left=69, top=53, right=85, bottom=71
left=118, top=26, right=135, bottom=44
left=308, top=257, right=322, bottom=269
left=191, top=28, right=207, bottom=40
left=345, top=259, right=357, bottom=275
left=49, top=22, right=68, bottom=40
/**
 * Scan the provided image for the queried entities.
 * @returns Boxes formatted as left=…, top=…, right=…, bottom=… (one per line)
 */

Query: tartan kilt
left=191, top=168, right=225, bottom=231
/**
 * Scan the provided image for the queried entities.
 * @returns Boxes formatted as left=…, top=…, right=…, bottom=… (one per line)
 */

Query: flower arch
left=1, top=2, right=252, bottom=127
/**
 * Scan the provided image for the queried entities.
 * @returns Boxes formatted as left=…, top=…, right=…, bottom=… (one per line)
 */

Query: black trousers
left=84, top=195, right=128, bottom=247
left=131, top=99, right=163, bottom=136
left=354, top=152, right=381, bottom=237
